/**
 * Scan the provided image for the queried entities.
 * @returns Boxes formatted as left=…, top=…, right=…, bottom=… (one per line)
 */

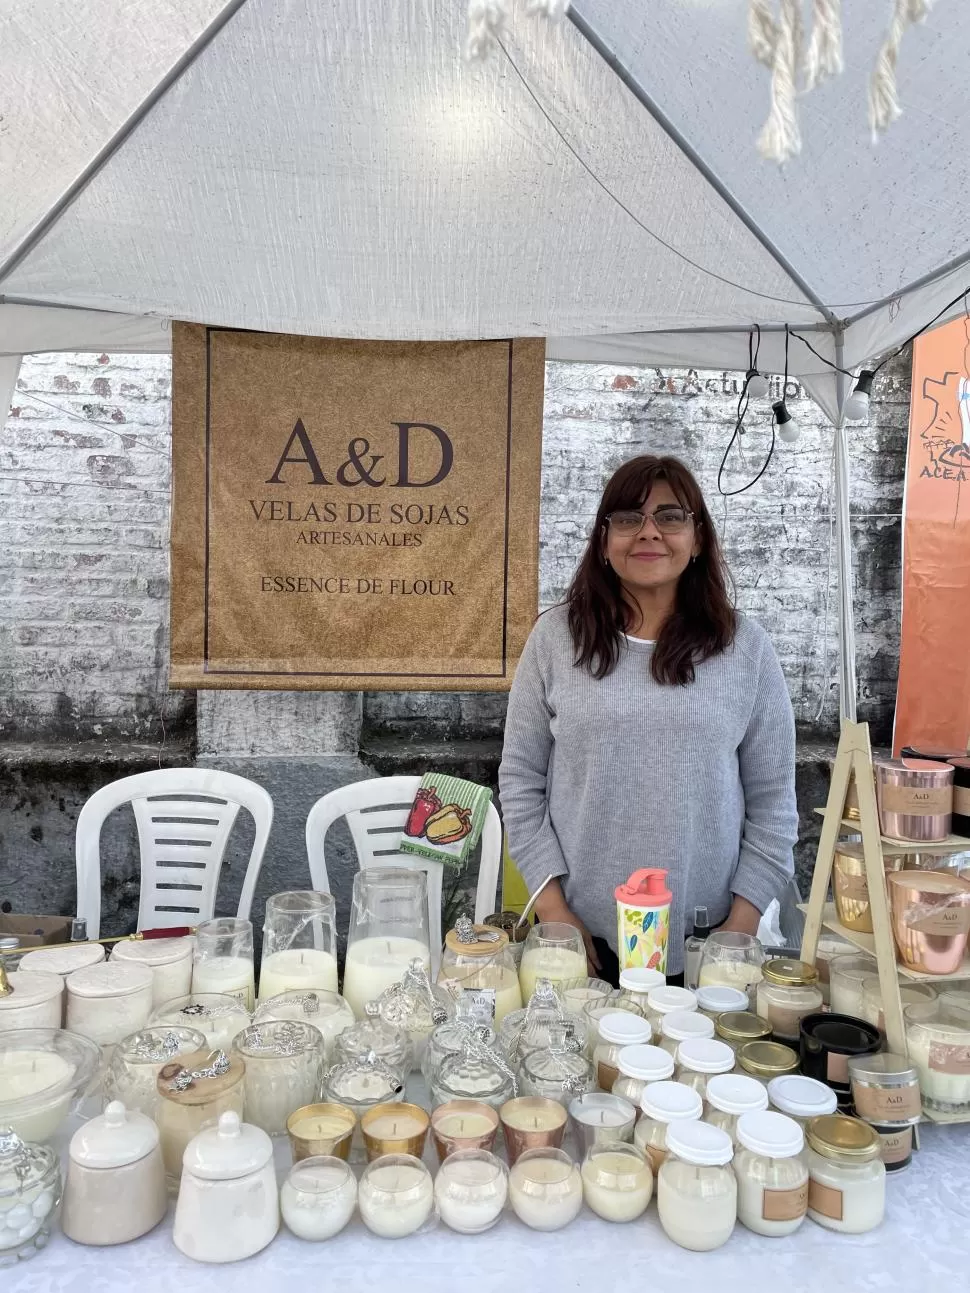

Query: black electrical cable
left=717, top=326, right=777, bottom=496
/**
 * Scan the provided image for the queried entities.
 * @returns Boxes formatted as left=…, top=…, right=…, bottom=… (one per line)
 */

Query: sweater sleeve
left=498, top=622, right=571, bottom=890
left=730, top=634, right=799, bottom=913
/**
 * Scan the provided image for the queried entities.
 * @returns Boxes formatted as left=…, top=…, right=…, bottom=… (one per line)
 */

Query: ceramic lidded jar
left=173, top=1111, right=279, bottom=1263
left=62, top=1101, right=166, bottom=1245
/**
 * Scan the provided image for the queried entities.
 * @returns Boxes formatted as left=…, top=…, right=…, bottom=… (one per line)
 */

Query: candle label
left=909, top=905, right=970, bottom=936
left=851, top=1082, right=921, bottom=1121
left=762, top=1181, right=808, bottom=1222
left=955, top=787, right=970, bottom=816
left=807, top=1178, right=843, bottom=1221
left=929, top=1042, right=970, bottom=1075
left=876, top=1127, right=913, bottom=1165
left=880, top=784, right=952, bottom=815
left=460, top=988, right=497, bottom=1023
left=826, top=1051, right=850, bottom=1084
left=596, top=1061, right=620, bottom=1092
left=643, top=1143, right=668, bottom=1176
left=834, top=869, right=869, bottom=902
left=768, top=1005, right=805, bottom=1040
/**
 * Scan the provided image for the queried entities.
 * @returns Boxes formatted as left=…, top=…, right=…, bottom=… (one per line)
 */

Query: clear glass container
left=149, top=992, right=251, bottom=1053
left=697, top=931, right=764, bottom=1000
left=498, top=980, right=588, bottom=1063
left=377, top=958, right=455, bottom=1069
left=828, top=953, right=874, bottom=1018
left=633, top=1079, right=703, bottom=1174
left=433, top=1148, right=508, bottom=1234
left=644, top=985, right=698, bottom=1034
left=335, top=1006, right=412, bottom=1080
left=519, top=1025, right=595, bottom=1105
left=703, top=1074, right=769, bottom=1145
left=611, top=1043, right=674, bottom=1106
left=592, top=1010, right=652, bottom=1091
left=431, top=1031, right=518, bottom=1111
left=0, top=1129, right=61, bottom=1265
left=814, top=933, right=857, bottom=1007
left=103, top=1026, right=207, bottom=1118
left=438, top=919, right=522, bottom=1025
left=657, top=1121, right=737, bottom=1251
left=737, top=1041, right=799, bottom=1085
left=422, top=998, right=493, bottom=1086
left=581, top=1141, right=653, bottom=1222
left=613, top=968, right=666, bottom=1014
left=766, top=1074, right=837, bottom=1127
left=231, top=1020, right=325, bottom=1136
left=192, top=917, right=255, bottom=1011
left=280, top=1154, right=357, bottom=1241
left=582, top=998, right=644, bottom=1059
left=321, top=1051, right=405, bottom=1122
left=805, top=1115, right=885, bottom=1233
left=507, top=1146, right=583, bottom=1231
left=155, top=1047, right=246, bottom=1191
left=518, top=923, right=588, bottom=1001
left=734, top=1110, right=807, bottom=1236
left=561, top=978, right=613, bottom=1016
left=860, top=976, right=937, bottom=1032
left=694, top=985, right=750, bottom=1022
left=253, top=988, right=355, bottom=1064
left=259, top=891, right=338, bottom=1002
left=755, top=959, right=823, bottom=1042
left=659, top=1009, right=714, bottom=1056
left=714, top=1010, right=772, bottom=1054
left=674, top=1038, right=735, bottom=1098
left=358, top=1153, right=434, bottom=1238
left=904, top=998, right=970, bottom=1112
left=0, top=1027, right=101, bottom=1144
left=342, top=868, right=431, bottom=1021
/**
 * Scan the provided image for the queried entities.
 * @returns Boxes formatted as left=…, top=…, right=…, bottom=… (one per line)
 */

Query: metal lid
left=616, top=1043, right=674, bottom=1081
left=738, top=1041, right=799, bottom=1077
left=846, top=1052, right=919, bottom=1087
left=715, top=1010, right=772, bottom=1043
left=69, top=1100, right=159, bottom=1168
left=767, top=1074, right=837, bottom=1118
left=660, top=1010, right=714, bottom=1044
left=675, top=1038, right=735, bottom=1075
left=694, top=985, right=749, bottom=1015
left=0, top=937, right=19, bottom=951
left=664, top=1120, right=733, bottom=1166
left=806, top=1114, right=881, bottom=1162
left=761, top=957, right=819, bottom=987
left=182, top=1110, right=273, bottom=1180
left=445, top=920, right=508, bottom=957
left=736, top=1110, right=803, bottom=1158
left=639, top=1079, right=703, bottom=1123
left=704, top=1074, right=769, bottom=1116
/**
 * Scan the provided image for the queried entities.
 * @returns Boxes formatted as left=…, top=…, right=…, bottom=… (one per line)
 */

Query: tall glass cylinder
left=192, top=918, right=255, bottom=1011
left=342, top=869, right=431, bottom=1020
left=518, top=924, right=587, bottom=1001
left=259, top=892, right=338, bottom=1001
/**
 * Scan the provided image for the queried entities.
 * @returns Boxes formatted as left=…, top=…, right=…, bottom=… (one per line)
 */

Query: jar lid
left=156, top=1048, right=245, bottom=1105
left=886, top=870, right=970, bottom=898
left=738, top=1041, right=799, bottom=1078
left=695, top=985, right=749, bottom=1015
left=675, top=1038, right=735, bottom=1074
left=639, top=1079, right=703, bottom=1123
left=445, top=922, right=509, bottom=957
left=761, top=957, right=818, bottom=987
left=111, top=935, right=194, bottom=967
left=660, top=1010, right=715, bottom=1044
left=232, top=1020, right=323, bottom=1059
left=645, top=986, right=698, bottom=1016
left=806, top=1114, right=881, bottom=1162
left=736, top=1109, right=803, bottom=1158
left=69, top=1100, right=159, bottom=1168
left=66, top=961, right=153, bottom=999
left=597, top=1010, right=652, bottom=1045
left=704, top=1074, right=769, bottom=1116
left=846, top=1052, right=919, bottom=1087
left=664, top=1120, right=733, bottom=1166
left=182, top=1110, right=273, bottom=1179
left=115, top=1026, right=208, bottom=1065
left=20, top=943, right=104, bottom=976
left=618, top=968, right=666, bottom=993
left=715, top=1010, right=772, bottom=1043
left=767, top=1074, right=837, bottom=1119
left=0, top=1127, right=57, bottom=1192
left=616, top=1043, right=673, bottom=1081
left=0, top=969, right=63, bottom=1008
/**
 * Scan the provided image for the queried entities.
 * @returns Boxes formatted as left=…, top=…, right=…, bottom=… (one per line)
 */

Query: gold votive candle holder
left=499, top=1096, right=567, bottom=1165
left=430, top=1099, right=500, bottom=1162
left=360, top=1101, right=430, bottom=1161
left=286, top=1101, right=357, bottom=1162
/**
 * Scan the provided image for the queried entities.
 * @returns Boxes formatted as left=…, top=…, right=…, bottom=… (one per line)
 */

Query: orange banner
left=894, top=318, right=970, bottom=755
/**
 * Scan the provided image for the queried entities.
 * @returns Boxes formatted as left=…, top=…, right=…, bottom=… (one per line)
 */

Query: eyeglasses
left=605, top=507, right=694, bottom=535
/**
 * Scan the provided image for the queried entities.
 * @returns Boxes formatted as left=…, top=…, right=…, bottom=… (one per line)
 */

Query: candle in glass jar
left=434, top=1150, right=508, bottom=1233
left=281, top=1156, right=357, bottom=1241
left=581, top=1144, right=653, bottom=1222
left=0, top=1049, right=75, bottom=1142
left=518, top=947, right=588, bottom=1002
left=508, top=1148, right=583, bottom=1231
left=111, top=937, right=194, bottom=1007
left=258, top=949, right=339, bottom=1002
left=358, top=1155, right=434, bottom=1238
left=499, top=1096, right=567, bottom=1163
left=342, top=938, right=431, bottom=1021
left=233, top=1022, right=325, bottom=1137
left=191, top=956, right=255, bottom=1011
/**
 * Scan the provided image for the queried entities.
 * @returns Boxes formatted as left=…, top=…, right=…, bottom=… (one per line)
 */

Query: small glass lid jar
left=847, top=1052, right=922, bottom=1127
left=432, top=1030, right=519, bottom=1111
left=756, top=959, right=823, bottom=1043
left=766, top=1074, right=837, bottom=1126
left=674, top=1038, right=735, bottom=1098
left=645, top=985, right=698, bottom=1034
left=104, top=1026, right=207, bottom=1118
left=422, top=998, right=495, bottom=1086
left=695, top=985, right=750, bottom=1021
left=613, top=968, right=666, bottom=1013
left=0, top=1128, right=61, bottom=1263
left=149, top=993, right=251, bottom=1053
left=335, top=1005, right=412, bottom=1080
left=592, top=1010, right=652, bottom=1091
left=519, top=1025, right=595, bottom=1105
left=376, top=958, right=455, bottom=1069
left=738, top=1041, right=799, bottom=1085
left=633, top=1079, right=703, bottom=1174
left=498, top=980, right=588, bottom=1063
left=611, top=1043, right=674, bottom=1105
left=659, top=1009, right=714, bottom=1055
left=253, top=988, right=355, bottom=1064
left=703, top=1073, right=769, bottom=1145
left=322, top=1051, right=405, bottom=1121
left=438, top=918, right=522, bottom=1026
left=715, top=1010, right=772, bottom=1052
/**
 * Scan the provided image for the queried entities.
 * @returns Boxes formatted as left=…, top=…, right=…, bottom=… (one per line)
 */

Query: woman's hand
left=533, top=880, right=602, bottom=974
left=716, top=895, right=762, bottom=937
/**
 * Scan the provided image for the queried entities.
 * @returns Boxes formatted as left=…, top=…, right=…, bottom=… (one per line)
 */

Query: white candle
left=256, top=992, right=354, bottom=1064
left=362, top=1110, right=427, bottom=1139
left=518, top=947, right=588, bottom=1003
left=111, top=937, right=194, bottom=1007
left=20, top=942, right=105, bottom=979
left=65, top=962, right=154, bottom=1048
left=581, top=1148, right=653, bottom=1222
left=281, top=1159, right=357, bottom=1241
left=358, top=1160, right=434, bottom=1238
left=0, top=971, right=63, bottom=1033
left=258, top=949, right=339, bottom=1002
left=191, top=955, right=255, bottom=1011
left=435, top=1152, right=508, bottom=1233
left=236, top=1029, right=324, bottom=1136
left=149, top=995, right=251, bottom=1053
left=508, top=1153, right=583, bottom=1231
left=433, top=1110, right=496, bottom=1138
left=0, top=1050, right=75, bottom=1142
left=500, top=1099, right=567, bottom=1133
left=342, top=937, right=431, bottom=1020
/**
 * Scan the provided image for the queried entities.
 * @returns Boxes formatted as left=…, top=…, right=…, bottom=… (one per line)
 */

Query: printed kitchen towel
left=400, top=773, right=492, bottom=868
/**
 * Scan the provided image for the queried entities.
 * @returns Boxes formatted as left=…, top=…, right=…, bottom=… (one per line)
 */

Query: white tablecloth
left=7, top=1098, right=969, bottom=1293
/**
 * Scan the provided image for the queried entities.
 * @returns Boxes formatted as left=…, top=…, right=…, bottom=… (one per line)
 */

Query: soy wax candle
left=499, top=1096, right=567, bottom=1164
left=111, top=936, right=194, bottom=1008
left=358, top=1154, right=434, bottom=1238
left=658, top=1121, right=737, bottom=1252
left=434, top=1149, right=508, bottom=1233
left=360, top=1102, right=430, bottom=1161
left=430, top=1099, right=499, bottom=1161
left=581, top=1142, right=653, bottom=1222
left=65, top=962, right=154, bottom=1051
left=508, top=1147, right=583, bottom=1231
left=192, top=918, right=255, bottom=1011
left=280, top=1155, right=356, bottom=1241
left=232, top=1021, right=325, bottom=1137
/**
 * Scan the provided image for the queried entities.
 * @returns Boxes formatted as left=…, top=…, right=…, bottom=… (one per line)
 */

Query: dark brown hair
left=566, top=455, right=736, bottom=685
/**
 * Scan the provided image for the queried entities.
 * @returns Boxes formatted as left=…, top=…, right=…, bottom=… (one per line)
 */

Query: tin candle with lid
left=799, top=1012, right=881, bottom=1092
left=875, top=758, right=954, bottom=842
left=848, top=1053, right=921, bottom=1174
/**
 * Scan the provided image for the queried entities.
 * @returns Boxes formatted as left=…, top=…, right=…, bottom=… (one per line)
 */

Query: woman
left=499, top=455, right=798, bottom=983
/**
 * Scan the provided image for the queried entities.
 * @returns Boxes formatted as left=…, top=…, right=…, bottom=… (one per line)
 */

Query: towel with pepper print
left=400, top=773, right=492, bottom=869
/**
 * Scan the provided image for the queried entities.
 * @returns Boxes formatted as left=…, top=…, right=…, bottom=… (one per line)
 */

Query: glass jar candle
left=192, top=918, right=255, bottom=1011
left=805, top=1114, right=886, bottom=1233
left=358, top=1154, right=434, bottom=1238
left=733, top=1109, right=807, bottom=1236
left=611, top=1043, right=674, bottom=1106
left=422, top=1006, right=490, bottom=1086
left=519, top=923, right=588, bottom=1001
left=657, top=1121, right=736, bottom=1251
left=434, top=1148, right=508, bottom=1234
left=659, top=1009, right=715, bottom=1056
left=848, top=1053, right=922, bottom=1131
left=612, top=968, right=666, bottom=1014
left=65, top=961, right=154, bottom=1051
left=431, top=1034, right=518, bottom=1111
left=499, top=983, right=588, bottom=1063
left=430, top=1099, right=500, bottom=1161
left=828, top=954, right=875, bottom=1017
left=644, top=985, right=698, bottom=1035
left=254, top=989, right=355, bottom=1064
left=674, top=1038, right=735, bottom=1098
left=860, top=976, right=937, bottom=1033
left=737, top=1041, right=799, bottom=1085
left=508, top=1146, right=582, bottom=1231
left=437, top=920, right=522, bottom=1025
left=814, top=933, right=857, bottom=1007
left=482, top=911, right=529, bottom=969
left=634, top=1079, right=703, bottom=1174
left=280, top=1155, right=356, bottom=1241
left=568, top=1091, right=637, bottom=1154
left=581, top=1141, right=653, bottom=1222
left=0, top=971, right=62, bottom=1034
left=905, top=998, right=970, bottom=1112
left=360, top=1102, right=430, bottom=1161
left=695, top=985, right=750, bottom=1022
left=259, top=891, right=338, bottom=1002
left=342, top=868, right=431, bottom=1021
left=155, top=1048, right=246, bottom=1191
left=286, top=1102, right=357, bottom=1162
left=0, top=1129, right=61, bottom=1264
left=519, top=1026, right=595, bottom=1105
left=335, top=1007, right=411, bottom=1080
left=766, top=1074, right=837, bottom=1127
left=232, top=1020, right=326, bottom=1136
left=499, top=1096, right=567, bottom=1164
left=149, top=993, right=251, bottom=1053
left=697, top=931, right=764, bottom=1000
left=321, top=1052, right=404, bottom=1124
left=581, top=1000, right=642, bottom=1060
left=715, top=1010, right=772, bottom=1053
left=756, top=959, right=823, bottom=1043
left=592, top=1010, right=652, bottom=1091
left=110, top=936, right=194, bottom=1008
left=103, top=1026, right=207, bottom=1118
left=0, top=1028, right=101, bottom=1145
left=561, top=978, right=613, bottom=1015
left=376, top=959, right=455, bottom=1069
left=704, top=1074, right=769, bottom=1145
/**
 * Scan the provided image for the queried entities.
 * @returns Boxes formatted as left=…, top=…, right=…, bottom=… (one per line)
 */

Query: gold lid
left=715, top=1010, right=772, bottom=1043
left=445, top=924, right=509, bottom=957
left=737, top=1040, right=799, bottom=1077
left=761, top=957, right=819, bottom=987
left=806, top=1114, right=881, bottom=1162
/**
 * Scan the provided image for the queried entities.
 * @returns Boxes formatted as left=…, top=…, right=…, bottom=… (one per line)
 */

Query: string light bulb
left=744, top=368, right=770, bottom=399
left=843, top=369, right=875, bottom=422
left=772, top=398, right=799, bottom=444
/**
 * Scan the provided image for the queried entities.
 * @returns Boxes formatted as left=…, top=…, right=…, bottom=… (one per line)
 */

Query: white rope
left=803, top=0, right=843, bottom=90
left=754, top=0, right=804, bottom=164
left=748, top=0, right=778, bottom=66
left=525, top=0, right=569, bottom=18
left=869, top=0, right=934, bottom=140
left=465, top=0, right=509, bottom=62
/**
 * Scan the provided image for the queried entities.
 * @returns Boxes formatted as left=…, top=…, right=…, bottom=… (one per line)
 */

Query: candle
left=255, top=990, right=354, bottom=1064
left=508, top=1148, right=583, bottom=1231
left=191, top=955, right=255, bottom=1011
left=65, top=962, right=154, bottom=1050
left=103, top=1026, right=207, bottom=1119
left=0, top=1049, right=76, bottom=1142
left=111, top=936, right=194, bottom=1007
left=258, top=949, right=339, bottom=1002
left=0, top=971, right=63, bottom=1033
left=155, top=1049, right=246, bottom=1190
left=434, top=1149, right=508, bottom=1233
left=430, top=1100, right=500, bottom=1160
left=581, top=1144, right=653, bottom=1222
left=568, top=1092, right=637, bottom=1155
left=358, top=1155, right=434, bottom=1238
left=499, top=1096, right=567, bottom=1164
left=360, top=1102, right=430, bottom=1160
left=233, top=1022, right=325, bottom=1136
left=149, top=993, right=251, bottom=1053
left=286, top=1103, right=357, bottom=1161
left=281, top=1155, right=357, bottom=1241
left=341, top=937, right=431, bottom=1020
left=518, top=946, right=588, bottom=1003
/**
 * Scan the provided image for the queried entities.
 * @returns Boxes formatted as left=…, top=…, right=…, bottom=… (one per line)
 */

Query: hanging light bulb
left=843, top=369, right=875, bottom=422
left=744, top=368, right=770, bottom=399
left=772, top=398, right=799, bottom=444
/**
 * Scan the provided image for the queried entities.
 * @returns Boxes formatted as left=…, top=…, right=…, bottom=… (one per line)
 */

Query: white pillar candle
left=508, top=1150, right=583, bottom=1231
left=281, top=1157, right=357, bottom=1241
left=0, top=971, right=63, bottom=1033
left=258, top=949, right=339, bottom=1002
left=358, top=1157, right=434, bottom=1238
left=191, top=955, right=255, bottom=1011
left=518, top=947, right=588, bottom=1003
left=111, top=937, right=194, bottom=1007
left=65, top=962, right=154, bottom=1049
left=341, top=937, right=431, bottom=1021
left=0, top=1050, right=75, bottom=1142
left=434, top=1150, right=508, bottom=1233
left=581, top=1147, right=653, bottom=1222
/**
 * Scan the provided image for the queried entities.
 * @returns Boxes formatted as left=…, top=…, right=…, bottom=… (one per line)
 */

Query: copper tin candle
left=499, top=1096, right=567, bottom=1165
left=360, top=1102, right=430, bottom=1161
left=875, top=758, right=954, bottom=842
left=430, top=1099, right=499, bottom=1162
left=948, top=758, right=970, bottom=838
left=286, top=1102, right=357, bottom=1162
left=887, top=870, right=970, bottom=974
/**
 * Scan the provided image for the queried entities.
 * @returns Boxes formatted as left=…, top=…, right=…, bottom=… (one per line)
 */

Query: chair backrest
left=75, top=768, right=273, bottom=939
left=305, top=775, right=502, bottom=974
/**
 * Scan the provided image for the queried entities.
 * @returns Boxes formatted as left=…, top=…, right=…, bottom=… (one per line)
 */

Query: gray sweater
left=498, top=605, right=798, bottom=975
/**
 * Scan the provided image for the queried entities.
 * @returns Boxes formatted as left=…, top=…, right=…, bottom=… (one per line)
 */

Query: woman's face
left=602, top=480, right=701, bottom=593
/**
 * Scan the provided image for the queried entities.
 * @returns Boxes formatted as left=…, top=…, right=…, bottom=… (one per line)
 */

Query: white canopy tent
left=3, top=0, right=967, bottom=716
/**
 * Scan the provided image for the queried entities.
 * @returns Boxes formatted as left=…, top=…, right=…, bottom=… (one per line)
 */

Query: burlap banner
left=170, top=326, right=544, bottom=690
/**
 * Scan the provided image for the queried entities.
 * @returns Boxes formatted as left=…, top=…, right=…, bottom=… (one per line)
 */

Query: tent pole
left=833, top=329, right=858, bottom=722
left=0, top=355, right=22, bottom=430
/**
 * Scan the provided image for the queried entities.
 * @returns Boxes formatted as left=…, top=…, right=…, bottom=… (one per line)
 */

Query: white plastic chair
left=305, top=775, right=502, bottom=974
left=75, top=769, right=273, bottom=939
